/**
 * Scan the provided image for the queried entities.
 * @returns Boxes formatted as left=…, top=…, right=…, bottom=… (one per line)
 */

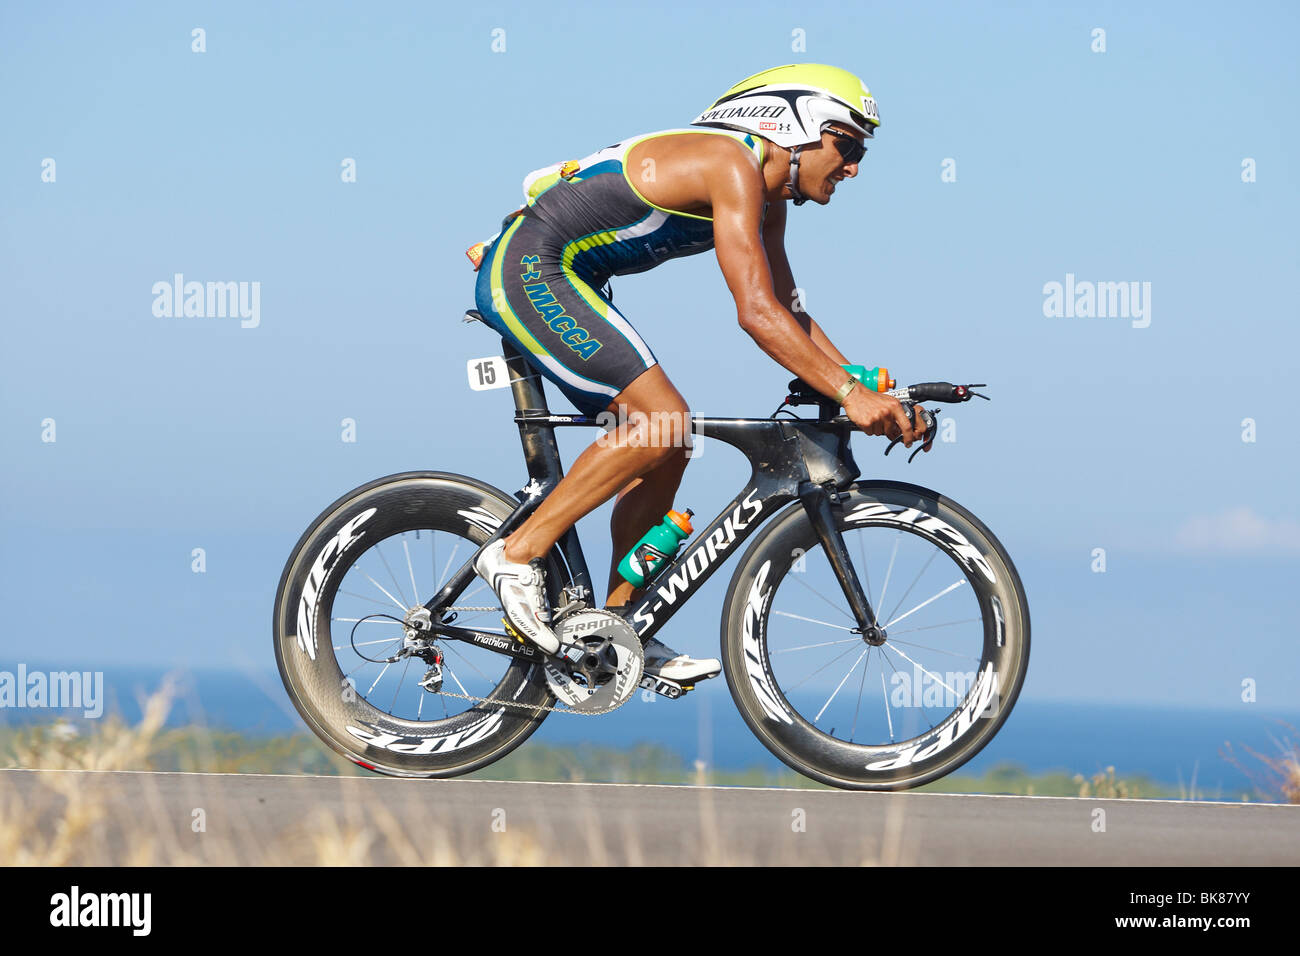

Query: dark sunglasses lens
left=833, top=136, right=866, bottom=163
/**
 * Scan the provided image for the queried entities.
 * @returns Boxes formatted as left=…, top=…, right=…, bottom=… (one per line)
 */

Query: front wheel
left=720, top=480, right=1030, bottom=791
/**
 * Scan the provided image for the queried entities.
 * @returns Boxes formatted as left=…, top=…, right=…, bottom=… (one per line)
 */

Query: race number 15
left=467, top=356, right=509, bottom=391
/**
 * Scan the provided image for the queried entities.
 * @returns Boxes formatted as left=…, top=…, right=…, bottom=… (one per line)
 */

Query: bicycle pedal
left=501, top=618, right=527, bottom=645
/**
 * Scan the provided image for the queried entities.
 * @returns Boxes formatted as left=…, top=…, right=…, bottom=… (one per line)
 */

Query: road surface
left=3, top=769, right=1296, bottom=865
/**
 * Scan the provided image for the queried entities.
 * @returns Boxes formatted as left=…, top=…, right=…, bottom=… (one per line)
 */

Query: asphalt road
left=4, top=769, right=1296, bottom=865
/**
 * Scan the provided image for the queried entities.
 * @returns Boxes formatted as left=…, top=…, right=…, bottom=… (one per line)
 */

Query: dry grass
left=1072, top=766, right=1135, bottom=800
left=1221, top=720, right=1300, bottom=804
left=0, top=680, right=176, bottom=865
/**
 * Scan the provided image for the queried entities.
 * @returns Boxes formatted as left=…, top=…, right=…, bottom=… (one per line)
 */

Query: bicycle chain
left=420, top=684, right=630, bottom=718
left=426, top=606, right=635, bottom=718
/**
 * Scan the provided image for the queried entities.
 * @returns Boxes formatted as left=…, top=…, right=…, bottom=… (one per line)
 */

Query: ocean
left=2, top=664, right=1294, bottom=798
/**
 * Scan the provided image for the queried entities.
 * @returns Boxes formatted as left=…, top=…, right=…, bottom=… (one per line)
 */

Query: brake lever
left=884, top=402, right=938, bottom=462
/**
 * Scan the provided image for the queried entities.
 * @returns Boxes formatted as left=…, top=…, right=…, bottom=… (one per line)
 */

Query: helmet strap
left=786, top=145, right=807, bottom=206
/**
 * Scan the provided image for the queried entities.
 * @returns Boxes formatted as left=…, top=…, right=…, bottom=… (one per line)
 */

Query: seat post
left=501, top=339, right=549, bottom=416
left=499, top=338, right=564, bottom=490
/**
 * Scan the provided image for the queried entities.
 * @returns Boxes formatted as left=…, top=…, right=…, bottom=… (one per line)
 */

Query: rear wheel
left=273, top=472, right=561, bottom=777
left=720, top=480, right=1030, bottom=790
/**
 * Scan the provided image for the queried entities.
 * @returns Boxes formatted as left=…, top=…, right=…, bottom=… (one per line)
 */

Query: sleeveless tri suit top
left=473, top=128, right=766, bottom=416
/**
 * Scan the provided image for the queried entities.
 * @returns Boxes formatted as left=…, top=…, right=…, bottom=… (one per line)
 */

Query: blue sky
left=2, top=1, right=1297, bottom=721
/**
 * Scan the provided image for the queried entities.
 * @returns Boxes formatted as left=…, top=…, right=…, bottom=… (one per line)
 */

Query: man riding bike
left=470, top=63, right=926, bottom=688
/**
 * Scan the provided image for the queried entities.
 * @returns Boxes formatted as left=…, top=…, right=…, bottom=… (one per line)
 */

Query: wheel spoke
left=881, top=648, right=938, bottom=728
left=850, top=647, right=870, bottom=742
left=772, top=637, right=861, bottom=655
left=336, top=589, right=399, bottom=610
left=442, top=662, right=471, bottom=696
left=856, top=530, right=873, bottom=606
left=438, top=540, right=461, bottom=590
left=403, top=536, right=420, bottom=607
left=878, top=532, right=901, bottom=615
left=389, top=655, right=414, bottom=712
left=366, top=661, right=393, bottom=695
left=786, top=569, right=857, bottom=622
left=374, top=542, right=410, bottom=608
left=887, top=639, right=981, bottom=662
left=357, top=570, right=408, bottom=614
left=884, top=550, right=939, bottom=624
left=814, top=647, right=869, bottom=722
left=786, top=641, right=862, bottom=692
left=888, top=617, right=982, bottom=636
left=883, top=579, right=966, bottom=629
left=333, top=636, right=404, bottom=651
left=341, top=658, right=383, bottom=681
left=880, top=670, right=895, bottom=741
left=882, top=642, right=962, bottom=698
left=771, top=609, right=855, bottom=631
left=442, top=642, right=495, bottom=685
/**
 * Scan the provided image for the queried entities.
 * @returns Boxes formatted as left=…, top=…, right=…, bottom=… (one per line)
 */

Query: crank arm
left=639, top=673, right=689, bottom=700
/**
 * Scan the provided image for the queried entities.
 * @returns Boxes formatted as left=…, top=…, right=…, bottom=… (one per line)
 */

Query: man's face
left=800, top=125, right=866, bottom=204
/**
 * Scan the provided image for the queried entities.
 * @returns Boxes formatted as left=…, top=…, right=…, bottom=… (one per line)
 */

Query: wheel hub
left=858, top=624, right=888, bottom=646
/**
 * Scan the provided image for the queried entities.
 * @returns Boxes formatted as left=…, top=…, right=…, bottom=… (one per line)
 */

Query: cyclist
left=471, top=64, right=926, bottom=685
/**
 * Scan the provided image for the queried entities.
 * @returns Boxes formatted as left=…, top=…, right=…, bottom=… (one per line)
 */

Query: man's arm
left=759, top=199, right=851, bottom=365
left=705, top=149, right=919, bottom=443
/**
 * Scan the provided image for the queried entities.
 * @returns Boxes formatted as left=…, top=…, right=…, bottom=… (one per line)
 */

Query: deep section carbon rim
left=274, top=474, right=554, bottom=777
left=724, top=483, right=1028, bottom=789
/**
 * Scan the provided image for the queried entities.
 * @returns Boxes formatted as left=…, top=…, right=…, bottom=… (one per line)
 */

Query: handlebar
left=778, top=377, right=991, bottom=463
left=889, top=382, right=989, bottom=404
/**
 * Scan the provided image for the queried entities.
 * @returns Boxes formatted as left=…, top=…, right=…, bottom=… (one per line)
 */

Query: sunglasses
left=825, top=127, right=867, bottom=165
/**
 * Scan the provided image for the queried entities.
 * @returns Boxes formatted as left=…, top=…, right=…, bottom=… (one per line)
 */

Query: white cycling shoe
left=641, top=637, right=722, bottom=685
left=474, top=539, right=561, bottom=656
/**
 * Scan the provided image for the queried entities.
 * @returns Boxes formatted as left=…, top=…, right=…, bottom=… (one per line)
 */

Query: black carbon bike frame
left=424, top=334, right=889, bottom=657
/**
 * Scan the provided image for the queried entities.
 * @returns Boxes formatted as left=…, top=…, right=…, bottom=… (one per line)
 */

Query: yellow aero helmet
left=691, top=63, right=880, bottom=149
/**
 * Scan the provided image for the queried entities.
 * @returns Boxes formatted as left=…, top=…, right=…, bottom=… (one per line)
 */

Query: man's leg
left=495, top=366, right=719, bottom=683
left=604, top=447, right=690, bottom=608
left=501, top=366, right=690, bottom=568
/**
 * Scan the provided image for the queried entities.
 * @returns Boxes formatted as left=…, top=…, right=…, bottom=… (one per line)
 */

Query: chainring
left=544, top=609, right=644, bottom=714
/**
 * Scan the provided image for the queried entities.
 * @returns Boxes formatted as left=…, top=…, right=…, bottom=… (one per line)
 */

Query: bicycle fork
left=798, top=479, right=886, bottom=645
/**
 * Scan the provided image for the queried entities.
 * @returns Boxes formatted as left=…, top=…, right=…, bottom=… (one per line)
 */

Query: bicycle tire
left=719, top=480, right=1030, bottom=790
left=272, top=471, right=561, bottom=777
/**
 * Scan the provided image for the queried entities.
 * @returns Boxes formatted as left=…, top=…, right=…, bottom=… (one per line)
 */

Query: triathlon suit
left=473, top=128, right=767, bottom=416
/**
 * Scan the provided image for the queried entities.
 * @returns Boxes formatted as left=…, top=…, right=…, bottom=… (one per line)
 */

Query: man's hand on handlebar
left=843, top=388, right=928, bottom=449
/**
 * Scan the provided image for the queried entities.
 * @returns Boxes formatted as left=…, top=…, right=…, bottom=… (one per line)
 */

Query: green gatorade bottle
left=841, top=365, right=896, bottom=392
left=617, top=509, right=694, bottom=587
